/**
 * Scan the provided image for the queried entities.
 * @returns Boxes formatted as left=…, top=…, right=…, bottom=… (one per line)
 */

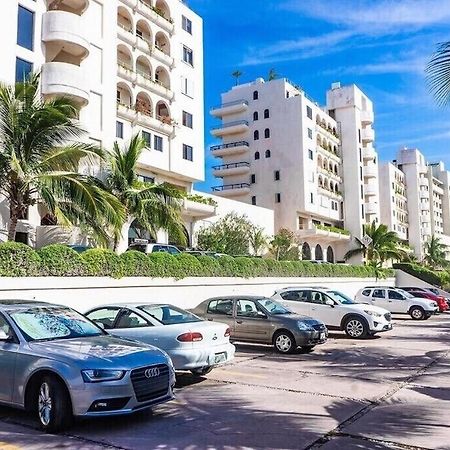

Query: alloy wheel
left=275, top=334, right=292, bottom=352
left=346, top=320, right=364, bottom=337
left=411, top=308, right=424, bottom=319
left=38, top=382, right=52, bottom=426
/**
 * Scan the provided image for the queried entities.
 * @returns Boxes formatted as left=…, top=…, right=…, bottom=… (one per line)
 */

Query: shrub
left=38, top=244, right=86, bottom=276
left=196, top=256, right=222, bottom=277
left=81, top=249, right=123, bottom=278
left=393, top=263, right=445, bottom=286
left=173, top=253, right=203, bottom=278
left=217, top=255, right=239, bottom=277
left=120, top=251, right=153, bottom=277
left=148, top=253, right=178, bottom=277
left=0, top=242, right=41, bottom=276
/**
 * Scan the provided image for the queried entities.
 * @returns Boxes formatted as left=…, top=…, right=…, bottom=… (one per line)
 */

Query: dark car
left=191, top=296, right=327, bottom=354
left=400, top=287, right=448, bottom=313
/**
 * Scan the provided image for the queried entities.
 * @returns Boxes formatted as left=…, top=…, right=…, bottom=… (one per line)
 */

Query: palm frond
left=426, top=41, right=450, bottom=106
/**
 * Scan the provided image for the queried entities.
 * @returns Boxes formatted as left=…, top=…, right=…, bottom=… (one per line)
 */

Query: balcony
left=318, top=187, right=342, bottom=200
left=41, top=62, right=89, bottom=106
left=136, top=35, right=152, bottom=53
left=211, top=120, right=249, bottom=137
left=117, top=23, right=135, bottom=45
left=42, top=11, right=90, bottom=61
left=211, top=183, right=251, bottom=197
left=136, top=112, right=174, bottom=135
left=419, top=189, right=429, bottom=199
left=137, top=1, right=175, bottom=35
left=421, top=214, right=431, bottom=224
left=360, top=110, right=374, bottom=125
left=363, top=164, right=378, bottom=179
left=210, top=100, right=249, bottom=118
left=135, top=72, right=174, bottom=101
left=151, top=46, right=175, bottom=68
left=420, top=201, right=430, bottom=211
left=120, top=0, right=138, bottom=8
left=213, top=162, right=250, bottom=178
left=47, top=0, right=89, bottom=14
left=116, top=102, right=136, bottom=122
left=182, top=199, right=216, bottom=219
left=364, top=202, right=378, bottom=215
left=364, top=184, right=378, bottom=197
left=210, top=141, right=250, bottom=157
left=419, top=177, right=428, bottom=187
left=297, top=225, right=350, bottom=242
left=361, top=127, right=375, bottom=143
left=117, top=62, right=136, bottom=83
left=362, top=146, right=377, bottom=161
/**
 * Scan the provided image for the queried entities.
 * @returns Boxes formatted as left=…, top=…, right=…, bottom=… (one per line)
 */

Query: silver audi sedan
left=0, top=300, right=175, bottom=432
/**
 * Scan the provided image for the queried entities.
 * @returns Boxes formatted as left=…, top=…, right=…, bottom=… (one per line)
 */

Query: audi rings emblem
left=145, top=367, right=160, bottom=378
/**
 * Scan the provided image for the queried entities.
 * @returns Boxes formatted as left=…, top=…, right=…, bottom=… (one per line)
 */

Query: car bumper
left=71, top=369, right=175, bottom=417
left=169, top=343, right=235, bottom=370
left=367, top=317, right=392, bottom=333
left=293, top=329, right=328, bottom=346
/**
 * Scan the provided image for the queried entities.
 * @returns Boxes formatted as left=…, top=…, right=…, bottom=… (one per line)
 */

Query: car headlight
left=297, top=321, right=313, bottom=331
left=81, top=369, right=126, bottom=383
left=363, top=310, right=382, bottom=318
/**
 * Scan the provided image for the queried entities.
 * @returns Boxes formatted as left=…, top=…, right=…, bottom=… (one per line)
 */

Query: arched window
left=326, top=246, right=334, bottom=263
left=302, top=242, right=311, bottom=260
left=315, top=244, right=323, bottom=261
left=264, top=109, right=270, bottom=119
left=254, top=151, right=260, bottom=160
left=254, top=130, right=259, bottom=140
left=265, top=149, right=271, bottom=158
left=264, top=128, right=270, bottom=138
left=253, top=90, right=259, bottom=100
left=253, top=111, right=259, bottom=121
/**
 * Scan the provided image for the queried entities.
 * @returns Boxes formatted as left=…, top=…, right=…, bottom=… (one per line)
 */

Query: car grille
left=130, top=364, right=169, bottom=403
left=312, top=323, right=327, bottom=332
left=384, top=313, right=391, bottom=321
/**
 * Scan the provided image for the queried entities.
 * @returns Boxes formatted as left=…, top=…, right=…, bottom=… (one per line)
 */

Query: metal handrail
left=212, top=183, right=251, bottom=191
left=210, top=141, right=249, bottom=151
left=211, top=99, right=249, bottom=110
left=212, top=162, right=250, bottom=170
left=211, top=120, right=248, bottom=130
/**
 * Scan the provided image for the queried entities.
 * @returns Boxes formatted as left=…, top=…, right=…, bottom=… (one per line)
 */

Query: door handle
left=236, top=320, right=243, bottom=324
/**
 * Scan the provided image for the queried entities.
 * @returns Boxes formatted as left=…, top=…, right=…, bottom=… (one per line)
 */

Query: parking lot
left=0, top=313, right=449, bottom=450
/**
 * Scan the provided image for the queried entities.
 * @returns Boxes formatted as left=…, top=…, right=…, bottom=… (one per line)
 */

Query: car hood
left=409, top=297, right=437, bottom=308
left=277, top=313, right=325, bottom=327
left=339, top=303, right=389, bottom=315
left=28, top=335, right=169, bottom=368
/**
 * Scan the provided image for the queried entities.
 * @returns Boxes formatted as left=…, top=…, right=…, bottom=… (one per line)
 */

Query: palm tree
left=344, top=221, right=407, bottom=264
left=232, top=70, right=243, bottom=86
left=249, top=226, right=268, bottom=256
left=423, top=235, right=448, bottom=268
left=267, top=68, right=278, bottom=81
left=105, top=134, right=186, bottom=251
left=0, top=73, right=124, bottom=244
left=426, top=41, right=450, bottom=106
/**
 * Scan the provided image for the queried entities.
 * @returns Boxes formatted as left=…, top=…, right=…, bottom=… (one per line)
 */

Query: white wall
left=0, top=276, right=395, bottom=312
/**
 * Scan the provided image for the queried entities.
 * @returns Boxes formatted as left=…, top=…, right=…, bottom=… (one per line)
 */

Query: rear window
left=207, top=299, right=233, bottom=315
left=139, top=305, right=200, bottom=325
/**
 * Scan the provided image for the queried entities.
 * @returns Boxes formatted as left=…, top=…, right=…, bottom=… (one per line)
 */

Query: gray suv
left=191, top=296, right=328, bottom=354
left=0, top=301, right=175, bottom=432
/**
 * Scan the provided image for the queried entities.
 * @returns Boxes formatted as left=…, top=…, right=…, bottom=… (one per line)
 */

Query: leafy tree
left=232, top=70, right=243, bottom=86
left=344, top=221, right=407, bottom=264
left=0, top=73, right=124, bottom=244
left=426, top=41, right=450, bottom=106
left=104, top=134, right=185, bottom=250
left=423, top=235, right=448, bottom=269
left=270, top=228, right=299, bottom=261
left=197, top=212, right=257, bottom=255
left=249, top=226, right=268, bottom=256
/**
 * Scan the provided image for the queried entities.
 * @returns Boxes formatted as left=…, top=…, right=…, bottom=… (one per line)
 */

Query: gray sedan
left=0, top=300, right=175, bottom=432
left=191, top=296, right=328, bottom=353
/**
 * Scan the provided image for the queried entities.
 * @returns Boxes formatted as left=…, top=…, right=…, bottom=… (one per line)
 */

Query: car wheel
left=344, top=317, right=368, bottom=339
left=300, top=345, right=315, bottom=353
left=190, top=366, right=213, bottom=376
left=410, top=306, right=425, bottom=320
left=273, top=331, right=296, bottom=354
left=37, top=375, right=72, bottom=433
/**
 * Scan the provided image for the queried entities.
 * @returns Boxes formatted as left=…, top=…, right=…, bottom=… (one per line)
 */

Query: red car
left=401, top=287, right=448, bottom=313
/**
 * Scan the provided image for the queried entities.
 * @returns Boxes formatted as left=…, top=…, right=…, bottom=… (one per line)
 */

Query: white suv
left=355, top=287, right=438, bottom=320
left=127, top=243, right=181, bottom=255
left=272, top=287, right=392, bottom=339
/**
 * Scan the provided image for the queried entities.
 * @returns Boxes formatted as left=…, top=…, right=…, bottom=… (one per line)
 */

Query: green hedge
left=393, top=263, right=450, bottom=288
left=0, top=242, right=395, bottom=279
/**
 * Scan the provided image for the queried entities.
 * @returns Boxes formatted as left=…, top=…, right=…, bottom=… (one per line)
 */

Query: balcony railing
left=211, top=120, right=249, bottom=131
left=212, top=183, right=251, bottom=192
left=211, top=99, right=249, bottom=110
left=212, top=162, right=250, bottom=171
left=210, top=141, right=249, bottom=152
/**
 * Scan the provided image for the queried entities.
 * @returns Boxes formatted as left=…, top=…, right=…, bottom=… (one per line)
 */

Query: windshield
left=9, top=306, right=104, bottom=342
left=257, top=298, right=291, bottom=315
left=327, top=290, right=355, bottom=305
left=395, top=289, right=414, bottom=298
left=139, top=305, right=201, bottom=325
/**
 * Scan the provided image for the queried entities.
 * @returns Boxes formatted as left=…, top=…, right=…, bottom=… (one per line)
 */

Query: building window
left=251, top=196, right=256, bottom=205
left=182, top=111, right=193, bottom=128
left=154, top=135, right=163, bottom=151
left=310, top=193, right=314, bottom=203
left=15, top=57, right=32, bottom=82
left=361, top=204, right=365, bottom=218
left=286, top=91, right=290, bottom=98
left=265, top=149, right=271, bottom=158
left=254, top=151, right=260, bottom=160
left=253, top=111, right=259, bottom=121
left=182, top=15, right=192, bottom=34
left=17, top=6, right=34, bottom=50
left=308, top=149, right=313, bottom=160
left=181, top=77, right=194, bottom=98
left=274, top=170, right=280, bottom=181
left=116, top=121, right=123, bottom=139
left=142, top=131, right=151, bottom=147
left=264, top=128, right=270, bottom=138
left=359, top=148, right=362, bottom=162
left=275, top=193, right=281, bottom=203
left=250, top=174, right=256, bottom=184
left=358, top=129, right=361, bottom=143
left=360, top=166, right=363, bottom=181
left=182, top=46, right=194, bottom=66
left=307, top=128, right=313, bottom=139
left=253, top=90, right=259, bottom=100
left=182, top=144, right=193, bottom=161
left=264, top=109, right=270, bottom=119
left=254, top=130, right=259, bottom=140
left=137, top=175, right=155, bottom=184
left=306, top=105, right=312, bottom=119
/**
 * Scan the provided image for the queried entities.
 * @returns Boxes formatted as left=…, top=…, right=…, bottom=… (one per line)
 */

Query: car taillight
left=224, top=327, right=231, bottom=337
left=177, top=332, right=203, bottom=342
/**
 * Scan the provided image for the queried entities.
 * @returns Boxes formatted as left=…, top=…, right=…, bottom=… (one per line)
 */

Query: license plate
left=320, top=332, right=326, bottom=340
left=214, top=352, right=227, bottom=364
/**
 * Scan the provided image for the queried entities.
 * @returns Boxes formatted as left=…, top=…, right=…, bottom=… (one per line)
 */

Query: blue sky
left=190, top=0, right=450, bottom=192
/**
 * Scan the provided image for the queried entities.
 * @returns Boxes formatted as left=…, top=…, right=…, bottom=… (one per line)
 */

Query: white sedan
left=85, top=303, right=235, bottom=376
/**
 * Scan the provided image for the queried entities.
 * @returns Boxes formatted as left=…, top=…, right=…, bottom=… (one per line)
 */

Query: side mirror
left=257, top=311, right=267, bottom=319
left=0, top=329, right=11, bottom=341
left=325, top=299, right=335, bottom=307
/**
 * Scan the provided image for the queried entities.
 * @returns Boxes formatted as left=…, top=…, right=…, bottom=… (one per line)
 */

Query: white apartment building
left=210, top=78, right=351, bottom=263
left=326, top=83, right=381, bottom=244
left=0, top=0, right=213, bottom=251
